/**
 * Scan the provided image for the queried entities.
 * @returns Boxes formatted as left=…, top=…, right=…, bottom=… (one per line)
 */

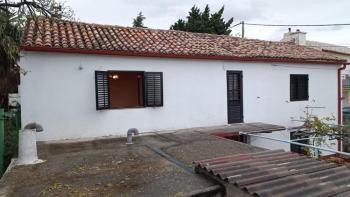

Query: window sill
left=106, top=106, right=163, bottom=110
left=109, top=106, right=145, bottom=110
left=290, top=99, right=309, bottom=102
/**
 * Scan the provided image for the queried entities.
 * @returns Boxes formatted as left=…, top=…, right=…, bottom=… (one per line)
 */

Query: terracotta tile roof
left=21, top=17, right=346, bottom=64
left=194, top=149, right=350, bottom=197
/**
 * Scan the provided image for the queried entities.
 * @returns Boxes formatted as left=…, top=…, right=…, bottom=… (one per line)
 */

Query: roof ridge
left=33, top=16, right=296, bottom=45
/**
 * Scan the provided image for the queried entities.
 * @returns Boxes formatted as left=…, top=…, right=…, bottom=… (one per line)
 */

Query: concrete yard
left=0, top=128, right=264, bottom=197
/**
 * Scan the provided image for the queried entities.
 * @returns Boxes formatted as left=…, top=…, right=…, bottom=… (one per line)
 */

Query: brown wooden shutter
left=144, top=72, right=163, bottom=107
left=95, top=71, right=110, bottom=110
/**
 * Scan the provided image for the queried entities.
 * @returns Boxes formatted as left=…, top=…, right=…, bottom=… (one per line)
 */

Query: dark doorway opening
left=227, top=71, right=243, bottom=124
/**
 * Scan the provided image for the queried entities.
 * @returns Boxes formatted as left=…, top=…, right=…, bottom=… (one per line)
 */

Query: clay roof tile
left=21, top=17, right=346, bottom=63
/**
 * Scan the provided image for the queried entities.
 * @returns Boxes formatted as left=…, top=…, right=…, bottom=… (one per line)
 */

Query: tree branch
left=0, top=0, right=53, bottom=16
left=0, top=1, right=36, bottom=8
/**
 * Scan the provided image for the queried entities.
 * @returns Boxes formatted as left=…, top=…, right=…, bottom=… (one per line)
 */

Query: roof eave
left=20, top=45, right=346, bottom=65
left=322, top=49, right=350, bottom=56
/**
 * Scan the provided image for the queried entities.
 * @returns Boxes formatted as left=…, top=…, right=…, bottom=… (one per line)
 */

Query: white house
left=281, top=28, right=350, bottom=107
left=19, top=17, right=346, bottom=152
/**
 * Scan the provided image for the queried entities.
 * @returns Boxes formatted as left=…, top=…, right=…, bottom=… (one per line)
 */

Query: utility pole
left=241, top=21, right=245, bottom=38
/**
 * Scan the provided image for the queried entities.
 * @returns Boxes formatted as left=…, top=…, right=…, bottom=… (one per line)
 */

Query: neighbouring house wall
left=19, top=52, right=339, bottom=146
left=343, top=88, right=350, bottom=107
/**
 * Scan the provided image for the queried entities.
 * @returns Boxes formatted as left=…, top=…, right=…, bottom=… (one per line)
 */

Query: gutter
left=338, top=63, right=350, bottom=151
left=19, top=45, right=345, bottom=65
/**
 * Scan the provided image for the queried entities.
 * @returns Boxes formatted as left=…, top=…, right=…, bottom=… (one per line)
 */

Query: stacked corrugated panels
left=193, top=149, right=350, bottom=197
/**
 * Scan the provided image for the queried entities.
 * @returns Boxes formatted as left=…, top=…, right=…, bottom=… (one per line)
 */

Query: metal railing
left=241, top=132, right=350, bottom=157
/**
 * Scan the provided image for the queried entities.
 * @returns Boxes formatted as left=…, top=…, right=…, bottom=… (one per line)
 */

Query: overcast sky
left=67, top=0, right=350, bottom=46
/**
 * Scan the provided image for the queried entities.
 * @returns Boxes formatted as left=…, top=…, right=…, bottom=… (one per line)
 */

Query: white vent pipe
left=17, top=123, right=44, bottom=165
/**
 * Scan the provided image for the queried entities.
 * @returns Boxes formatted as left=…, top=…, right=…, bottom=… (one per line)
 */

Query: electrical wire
left=232, top=22, right=242, bottom=28
left=231, top=22, right=350, bottom=47
left=244, top=23, right=350, bottom=27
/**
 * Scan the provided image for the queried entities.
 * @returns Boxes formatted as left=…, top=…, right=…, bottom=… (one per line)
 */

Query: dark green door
left=227, top=71, right=243, bottom=124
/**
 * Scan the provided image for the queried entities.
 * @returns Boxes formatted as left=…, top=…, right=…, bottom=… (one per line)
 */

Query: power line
left=232, top=22, right=242, bottom=28
left=232, top=21, right=350, bottom=39
left=245, top=23, right=350, bottom=27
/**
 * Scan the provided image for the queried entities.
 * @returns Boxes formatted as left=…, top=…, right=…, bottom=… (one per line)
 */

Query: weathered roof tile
left=21, top=17, right=346, bottom=63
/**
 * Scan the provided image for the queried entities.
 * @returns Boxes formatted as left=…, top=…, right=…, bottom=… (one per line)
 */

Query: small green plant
left=298, top=110, right=340, bottom=157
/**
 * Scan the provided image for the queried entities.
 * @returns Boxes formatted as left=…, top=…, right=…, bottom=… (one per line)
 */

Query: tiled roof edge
left=20, top=45, right=346, bottom=65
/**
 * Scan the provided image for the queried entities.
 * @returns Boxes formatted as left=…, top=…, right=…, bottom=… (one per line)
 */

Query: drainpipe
left=338, top=63, right=349, bottom=151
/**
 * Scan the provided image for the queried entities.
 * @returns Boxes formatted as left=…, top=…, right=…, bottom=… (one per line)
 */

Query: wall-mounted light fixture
left=109, top=74, right=119, bottom=79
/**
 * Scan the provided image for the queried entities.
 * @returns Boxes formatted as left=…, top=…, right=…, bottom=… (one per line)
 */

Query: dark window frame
left=95, top=70, right=163, bottom=110
left=290, top=74, right=309, bottom=102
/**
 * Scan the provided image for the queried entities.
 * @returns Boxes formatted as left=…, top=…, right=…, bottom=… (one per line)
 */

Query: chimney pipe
left=281, top=29, right=306, bottom=45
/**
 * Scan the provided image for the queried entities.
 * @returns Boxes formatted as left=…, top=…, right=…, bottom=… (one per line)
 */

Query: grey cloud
left=67, top=0, right=350, bottom=46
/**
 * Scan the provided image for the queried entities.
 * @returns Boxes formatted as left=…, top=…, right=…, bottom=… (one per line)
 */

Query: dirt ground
left=0, top=129, right=263, bottom=197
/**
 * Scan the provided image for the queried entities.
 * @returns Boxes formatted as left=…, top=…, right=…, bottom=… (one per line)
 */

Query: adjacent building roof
left=307, top=40, right=350, bottom=57
left=281, top=29, right=350, bottom=62
left=194, top=149, right=350, bottom=197
left=20, top=17, right=346, bottom=64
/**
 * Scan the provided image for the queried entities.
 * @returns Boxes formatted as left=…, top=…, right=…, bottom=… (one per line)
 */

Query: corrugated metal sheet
left=209, top=122, right=286, bottom=138
left=193, top=149, right=350, bottom=197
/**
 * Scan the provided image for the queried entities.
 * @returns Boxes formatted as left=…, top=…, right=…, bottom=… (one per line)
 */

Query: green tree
left=170, top=5, right=234, bottom=35
left=0, top=0, right=74, bottom=107
left=0, top=13, right=20, bottom=76
left=0, top=12, right=21, bottom=107
left=132, top=12, right=146, bottom=28
left=171, top=19, right=186, bottom=31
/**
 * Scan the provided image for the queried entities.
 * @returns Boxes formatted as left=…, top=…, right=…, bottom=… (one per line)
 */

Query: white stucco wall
left=19, top=51, right=340, bottom=146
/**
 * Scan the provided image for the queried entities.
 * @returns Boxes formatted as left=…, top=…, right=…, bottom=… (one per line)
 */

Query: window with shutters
left=290, top=74, right=309, bottom=101
left=95, top=71, right=163, bottom=110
